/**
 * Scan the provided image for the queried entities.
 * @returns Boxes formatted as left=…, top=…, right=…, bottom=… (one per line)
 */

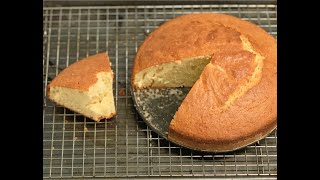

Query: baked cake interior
left=134, top=56, right=211, bottom=88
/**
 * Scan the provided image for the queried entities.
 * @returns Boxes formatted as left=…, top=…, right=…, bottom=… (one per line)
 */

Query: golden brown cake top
left=166, top=14, right=277, bottom=151
left=132, top=13, right=276, bottom=76
left=48, top=53, right=112, bottom=91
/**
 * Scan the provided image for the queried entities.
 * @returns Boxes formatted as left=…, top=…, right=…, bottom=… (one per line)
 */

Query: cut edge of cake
left=133, top=55, right=211, bottom=89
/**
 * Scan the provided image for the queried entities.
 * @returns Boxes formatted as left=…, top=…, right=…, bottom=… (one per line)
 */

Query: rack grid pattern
left=43, top=4, right=277, bottom=178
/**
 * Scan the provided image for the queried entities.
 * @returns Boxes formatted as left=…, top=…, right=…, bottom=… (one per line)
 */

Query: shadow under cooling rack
left=43, top=4, right=277, bottom=179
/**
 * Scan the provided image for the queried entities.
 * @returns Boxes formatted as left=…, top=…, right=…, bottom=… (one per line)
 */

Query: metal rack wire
left=43, top=4, right=277, bottom=178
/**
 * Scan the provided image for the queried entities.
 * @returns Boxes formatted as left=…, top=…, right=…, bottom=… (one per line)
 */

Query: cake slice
left=48, top=53, right=116, bottom=121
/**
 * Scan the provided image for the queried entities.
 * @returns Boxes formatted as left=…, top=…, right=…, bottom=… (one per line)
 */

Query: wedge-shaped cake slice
left=48, top=53, right=116, bottom=121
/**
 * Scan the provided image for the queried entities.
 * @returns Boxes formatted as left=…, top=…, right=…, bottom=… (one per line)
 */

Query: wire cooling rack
left=43, top=4, right=277, bottom=179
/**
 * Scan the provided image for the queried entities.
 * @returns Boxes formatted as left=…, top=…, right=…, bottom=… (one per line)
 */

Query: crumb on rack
left=119, top=88, right=126, bottom=96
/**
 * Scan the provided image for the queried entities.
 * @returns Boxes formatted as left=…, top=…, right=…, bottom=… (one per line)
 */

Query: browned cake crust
left=132, top=13, right=276, bottom=152
left=48, top=53, right=112, bottom=92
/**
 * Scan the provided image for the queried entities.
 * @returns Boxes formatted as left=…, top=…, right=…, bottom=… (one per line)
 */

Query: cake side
left=169, top=119, right=276, bottom=152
